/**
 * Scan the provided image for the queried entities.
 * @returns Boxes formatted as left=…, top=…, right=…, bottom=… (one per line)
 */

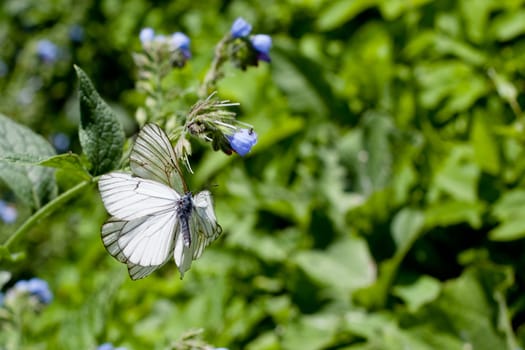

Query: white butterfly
left=98, top=123, right=222, bottom=280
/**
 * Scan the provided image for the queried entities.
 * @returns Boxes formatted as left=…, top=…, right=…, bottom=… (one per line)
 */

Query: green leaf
left=415, top=61, right=489, bottom=121
left=0, top=271, right=11, bottom=289
left=378, top=0, right=433, bottom=20
left=0, top=114, right=57, bottom=209
left=392, top=275, right=441, bottom=312
left=317, top=0, right=377, bottom=31
left=58, top=271, right=124, bottom=349
left=391, top=207, right=425, bottom=254
left=359, top=111, right=394, bottom=192
left=459, top=0, right=494, bottom=44
left=0, top=246, right=26, bottom=262
left=491, top=189, right=525, bottom=221
left=401, top=265, right=511, bottom=350
left=281, top=313, right=340, bottom=350
left=38, top=153, right=92, bottom=180
left=489, top=189, right=525, bottom=241
left=246, top=331, right=280, bottom=350
left=428, top=145, right=480, bottom=203
left=75, top=65, right=124, bottom=175
left=341, top=310, right=460, bottom=350
left=470, top=109, right=501, bottom=175
left=424, top=200, right=485, bottom=229
left=293, top=237, right=375, bottom=295
left=490, top=9, right=525, bottom=41
left=353, top=208, right=425, bottom=310
left=490, top=218, right=525, bottom=241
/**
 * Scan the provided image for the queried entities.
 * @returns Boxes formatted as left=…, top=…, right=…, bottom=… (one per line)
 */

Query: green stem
left=3, top=178, right=96, bottom=250
left=198, top=35, right=230, bottom=98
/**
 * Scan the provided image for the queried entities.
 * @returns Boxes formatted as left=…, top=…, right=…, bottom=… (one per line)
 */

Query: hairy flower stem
left=3, top=178, right=96, bottom=251
left=199, top=35, right=230, bottom=98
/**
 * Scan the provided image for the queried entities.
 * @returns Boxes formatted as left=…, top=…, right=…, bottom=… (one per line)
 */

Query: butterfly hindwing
left=102, top=215, right=179, bottom=280
left=102, top=219, right=163, bottom=280
left=193, top=190, right=222, bottom=242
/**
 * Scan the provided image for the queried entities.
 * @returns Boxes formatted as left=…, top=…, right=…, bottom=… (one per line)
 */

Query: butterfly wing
left=130, top=123, right=186, bottom=193
left=102, top=219, right=168, bottom=280
left=192, top=190, right=222, bottom=248
left=99, top=124, right=221, bottom=280
left=99, top=172, right=181, bottom=278
left=98, top=172, right=180, bottom=221
left=173, top=191, right=222, bottom=279
left=102, top=214, right=179, bottom=279
left=173, top=228, right=193, bottom=279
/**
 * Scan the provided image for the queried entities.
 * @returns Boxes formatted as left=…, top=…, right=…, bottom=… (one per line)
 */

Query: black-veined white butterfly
left=98, top=123, right=222, bottom=280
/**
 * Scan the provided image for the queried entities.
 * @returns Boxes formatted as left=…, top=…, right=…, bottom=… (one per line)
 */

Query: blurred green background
left=2, top=0, right=525, bottom=349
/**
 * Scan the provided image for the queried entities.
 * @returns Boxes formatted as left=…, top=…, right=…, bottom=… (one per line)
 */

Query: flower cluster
left=139, top=27, right=191, bottom=67
left=5, top=278, right=53, bottom=305
left=184, top=96, right=258, bottom=157
left=228, top=17, right=272, bottom=69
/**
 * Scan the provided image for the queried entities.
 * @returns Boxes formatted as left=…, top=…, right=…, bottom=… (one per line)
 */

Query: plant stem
left=198, top=35, right=230, bottom=98
left=3, top=178, right=96, bottom=250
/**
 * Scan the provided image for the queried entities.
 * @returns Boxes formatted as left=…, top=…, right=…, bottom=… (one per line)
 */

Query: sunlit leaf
left=0, top=114, right=57, bottom=209
left=470, top=109, right=500, bottom=175
left=75, top=65, right=124, bottom=175
left=293, top=237, right=376, bottom=295
left=392, top=275, right=441, bottom=312
left=38, top=153, right=92, bottom=180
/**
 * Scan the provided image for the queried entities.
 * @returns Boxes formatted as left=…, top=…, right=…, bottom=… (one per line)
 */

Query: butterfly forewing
left=130, top=123, right=186, bottom=193
left=99, top=172, right=180, bottom=221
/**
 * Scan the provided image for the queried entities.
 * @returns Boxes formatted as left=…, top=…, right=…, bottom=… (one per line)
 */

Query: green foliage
left=0, top=113, right=56, bottom=210
left=3, top=0, right=525, bottom=349
left=75, top=65, right=125, bottom=175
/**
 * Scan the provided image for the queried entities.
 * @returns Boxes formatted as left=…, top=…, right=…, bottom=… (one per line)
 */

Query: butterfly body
left=177, top=193, right=194, bottom=248
left=98, top=123, right=222, bottom=280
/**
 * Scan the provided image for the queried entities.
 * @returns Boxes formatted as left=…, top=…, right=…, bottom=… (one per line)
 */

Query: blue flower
left=251, top=34, right=272, bottom=62
left=52, top=133, right=70, bottom=153
left=0, top=60, right=8, bottom=77
left=171, top=32, right=191, bottom=58
left=231, top=17, right=252, bottom=38
left=227, top=129, right=258, bottom=156
left=36, top=40, right=59, bottom=63
left=97, top=343, right=127, bottom=350
left=69, top=25, right=84, bottom=43
left=13, top=278, right=53, bottom=304
left=97, top=344, right=114, bottom=350
left=139, top=27, right=155, bottom=45
left=0, top=200, right=17, bottom=224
